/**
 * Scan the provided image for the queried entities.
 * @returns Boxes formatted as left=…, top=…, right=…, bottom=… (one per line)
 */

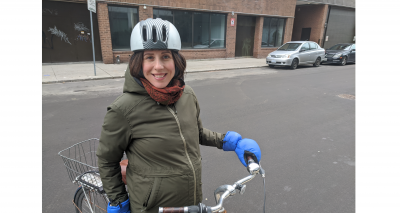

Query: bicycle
left=59, top=138, right=266, bottom=213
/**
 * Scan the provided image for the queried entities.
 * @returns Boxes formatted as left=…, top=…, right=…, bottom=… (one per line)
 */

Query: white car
left=266, top=41, right=326, bottom=69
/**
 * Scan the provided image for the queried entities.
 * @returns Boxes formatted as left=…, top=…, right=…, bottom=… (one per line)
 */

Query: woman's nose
left=154, top=58, right=164, bottom=70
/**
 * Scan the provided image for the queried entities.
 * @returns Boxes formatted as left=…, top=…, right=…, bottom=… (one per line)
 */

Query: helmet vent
left=152, top=26, right=157, bottom=43
left=162, top=25, right=167, bottom=42
left=142, top=26, right=147, bottom=42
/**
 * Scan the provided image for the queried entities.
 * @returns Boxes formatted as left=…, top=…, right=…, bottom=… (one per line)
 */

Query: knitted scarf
left=140, top=78, right=185, bottom=105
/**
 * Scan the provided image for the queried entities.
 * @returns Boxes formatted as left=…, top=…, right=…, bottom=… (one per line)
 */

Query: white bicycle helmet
left=130, top=18, right=181, bottom=51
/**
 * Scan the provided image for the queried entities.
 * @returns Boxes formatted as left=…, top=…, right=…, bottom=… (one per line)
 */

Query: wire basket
left=58, top=138, right=101, bottom=189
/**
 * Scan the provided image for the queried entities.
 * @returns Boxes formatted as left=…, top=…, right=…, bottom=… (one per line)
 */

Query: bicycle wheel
left=74, top=187, right=108, bottom=213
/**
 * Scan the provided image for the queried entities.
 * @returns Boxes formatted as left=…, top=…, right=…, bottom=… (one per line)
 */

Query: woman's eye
left=146, top=56, right=154, bottom=60
left=163, top=55, right=171, bottom=59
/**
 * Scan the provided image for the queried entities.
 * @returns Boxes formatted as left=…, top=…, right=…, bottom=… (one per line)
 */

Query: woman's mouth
left=152, top=73, right=167, bottom=80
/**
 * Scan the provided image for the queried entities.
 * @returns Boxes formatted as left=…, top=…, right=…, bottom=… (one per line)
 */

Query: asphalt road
left=43, top=63, right=355, bottom=213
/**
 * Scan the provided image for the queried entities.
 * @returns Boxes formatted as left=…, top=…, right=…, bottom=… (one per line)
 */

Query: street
left=43, top=64, right=355, bottom=213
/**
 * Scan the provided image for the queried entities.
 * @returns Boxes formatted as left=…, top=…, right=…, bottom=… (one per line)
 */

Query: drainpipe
left=322, top=5, right=331, bottom=48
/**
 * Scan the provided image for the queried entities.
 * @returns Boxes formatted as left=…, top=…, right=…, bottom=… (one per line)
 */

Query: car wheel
left=269, top=65, right=275, bottom=68
left=340, top=56, right=347, bottom=66
left=290, top=59, right=298, bottom=70
left=313, top=57, right=321, bottom=67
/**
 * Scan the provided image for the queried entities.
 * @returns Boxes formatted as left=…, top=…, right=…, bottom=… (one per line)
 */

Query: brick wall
left=226, top=13, right=237, bottom=58
left=291, top=5, right=328, bottom=46
left=114, top=0, right=297, bottom=17
left=138, top=5, right=153, bottom=21
left=96, top=0, right=297, bottom=63
left=97, top=2, right=114, bottom=64
left=253, top=17, right=263, bottom=58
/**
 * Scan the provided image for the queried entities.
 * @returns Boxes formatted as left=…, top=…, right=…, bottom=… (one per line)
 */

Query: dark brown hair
left=129, top=50, right=186, bottom=81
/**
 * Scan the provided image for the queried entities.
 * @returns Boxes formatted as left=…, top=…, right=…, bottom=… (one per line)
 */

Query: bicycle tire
left=74, top=187, right=108, bottom=213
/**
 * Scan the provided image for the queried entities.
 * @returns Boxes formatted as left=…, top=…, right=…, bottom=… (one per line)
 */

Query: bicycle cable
left=259, top=162, right=266, bottom=213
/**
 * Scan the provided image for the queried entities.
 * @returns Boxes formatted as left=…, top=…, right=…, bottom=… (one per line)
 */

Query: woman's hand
left=107, top=198, right=131, bottom=213
left=222, top=131, right=242, bottom=151
left=223, top=131, right=262, bottom=167
left=234, top=138, right=261, bottom=167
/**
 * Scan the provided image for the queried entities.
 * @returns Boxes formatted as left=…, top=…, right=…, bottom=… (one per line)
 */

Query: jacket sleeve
left=193, top=94, right=225, bottom=149
left=96, top=105, right=130, bottom=203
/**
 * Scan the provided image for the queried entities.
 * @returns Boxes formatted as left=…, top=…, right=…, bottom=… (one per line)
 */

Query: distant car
left=266, top=41, right=326, bottom=69
left=193, top=39, right=224, bottom=48
left=322, top=43, right=356, bottom=65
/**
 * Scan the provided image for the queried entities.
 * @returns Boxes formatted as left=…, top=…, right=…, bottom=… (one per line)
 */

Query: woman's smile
left=152, top=73, right=168, bottom=80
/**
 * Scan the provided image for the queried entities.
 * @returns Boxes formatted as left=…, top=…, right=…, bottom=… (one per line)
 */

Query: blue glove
left=235, top=138, right=261, bottom=167
left=107, top=198, right=131, bottom=213
left=223, top=131, right=242, bottom=151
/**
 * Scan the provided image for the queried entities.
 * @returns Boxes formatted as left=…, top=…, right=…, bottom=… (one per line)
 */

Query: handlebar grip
left=159, top=204, right=210, bottom=213
left=159, top=207, right=186, bottom=213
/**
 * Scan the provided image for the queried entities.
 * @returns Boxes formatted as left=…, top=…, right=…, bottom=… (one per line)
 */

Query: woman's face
left=142, top=50, right=175, bottom=89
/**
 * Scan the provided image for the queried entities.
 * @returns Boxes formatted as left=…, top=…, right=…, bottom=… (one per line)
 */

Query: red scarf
left=140, top=78, right=185, bottom=105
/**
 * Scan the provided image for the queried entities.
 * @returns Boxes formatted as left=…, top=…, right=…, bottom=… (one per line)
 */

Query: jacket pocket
left=142, top=177, right=161, bottom=211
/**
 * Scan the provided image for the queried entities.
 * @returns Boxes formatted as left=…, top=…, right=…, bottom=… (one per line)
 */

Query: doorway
left=235, top=16, right=256, bottom=57
left=300, top=28, right=311, bottom=41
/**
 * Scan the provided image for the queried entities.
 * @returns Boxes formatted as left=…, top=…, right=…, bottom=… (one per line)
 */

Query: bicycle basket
left=58, top=138, right=100, bottom=185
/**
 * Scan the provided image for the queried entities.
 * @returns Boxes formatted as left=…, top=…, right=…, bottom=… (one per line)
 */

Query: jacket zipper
left=166, top=106, right=197, bottom=205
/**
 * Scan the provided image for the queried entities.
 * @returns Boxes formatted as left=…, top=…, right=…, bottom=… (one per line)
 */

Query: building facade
left=42, top=0, right=355, bottom=64
left=42, top=0, right=297, bottom=63
left=291, top=0, right=355, bottom=48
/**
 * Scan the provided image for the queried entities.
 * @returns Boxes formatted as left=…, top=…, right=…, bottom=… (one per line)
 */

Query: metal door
left=323, top=7, right=355, bottom=48
left=300, top=28, right=311, bottom=41
left=235, top=16, right=256, bottom=57
left=42, top=0, right=102, bottom=63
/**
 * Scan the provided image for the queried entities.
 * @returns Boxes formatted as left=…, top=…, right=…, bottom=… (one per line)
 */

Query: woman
left=97, top=18, right=261, bottom=213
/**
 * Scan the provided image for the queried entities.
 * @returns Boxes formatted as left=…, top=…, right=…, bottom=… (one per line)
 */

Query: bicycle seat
left=120, top=159, right=128, bottom=185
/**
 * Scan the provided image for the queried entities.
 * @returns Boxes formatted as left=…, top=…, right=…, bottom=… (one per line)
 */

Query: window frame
left=262, top=17, right=286, bottom=48
left=108, top=5, right=139, bottom=51
left=153, top=8, right=227, bottom=49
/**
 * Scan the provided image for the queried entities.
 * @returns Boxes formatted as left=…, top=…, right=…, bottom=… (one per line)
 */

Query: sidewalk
left=42, top=58, right=268, bottom=84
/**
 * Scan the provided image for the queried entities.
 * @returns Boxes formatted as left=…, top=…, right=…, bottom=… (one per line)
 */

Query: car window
left=278, top=43, right=301, bottom=51
left=328, top=44, right=351, bottom=50
left=351, top=44, right=356, bottom=50
left=309, top=42, right=317, bottom=50
left=300, top=43, right=310, bottom=51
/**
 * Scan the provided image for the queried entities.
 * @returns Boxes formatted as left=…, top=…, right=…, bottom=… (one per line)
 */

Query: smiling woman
left=96, top=18, right=261, bottom=213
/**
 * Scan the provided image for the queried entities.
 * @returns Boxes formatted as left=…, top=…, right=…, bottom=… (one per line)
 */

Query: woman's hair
left=129, top=50, right=186, bottom=81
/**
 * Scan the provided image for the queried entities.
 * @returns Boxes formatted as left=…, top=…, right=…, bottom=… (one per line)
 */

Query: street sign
left=231, top=18, right=235, bottom=26
left=88, top=0, right=96, bottom=13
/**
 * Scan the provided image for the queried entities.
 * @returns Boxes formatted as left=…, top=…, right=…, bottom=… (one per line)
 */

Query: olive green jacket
left=97, top=69, right=225, bottom=213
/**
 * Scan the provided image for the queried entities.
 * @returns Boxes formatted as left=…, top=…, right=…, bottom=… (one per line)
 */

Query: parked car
left=266, top=41, right=326, bottom=69
left=322, top=43, right=356, bottom=65
left=193, top=39, right=224, bottom=48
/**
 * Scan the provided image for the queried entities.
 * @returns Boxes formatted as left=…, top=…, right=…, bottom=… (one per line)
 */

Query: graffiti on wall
left=76, top=34, right=91, bottom=42
left=42, top=8, right=58, bottom=15
left=48, top=26, right=72, bottom=45
left=74, top=22, right=90, bottom=31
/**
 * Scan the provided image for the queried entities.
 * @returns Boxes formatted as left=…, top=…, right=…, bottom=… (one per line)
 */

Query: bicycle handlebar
left=159, top=156, right=261, bottom=213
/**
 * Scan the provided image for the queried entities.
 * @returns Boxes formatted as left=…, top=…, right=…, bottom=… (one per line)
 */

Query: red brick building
left=42, top=0, right=297, bottom=63
left=42, top=0, right=355, bottom=64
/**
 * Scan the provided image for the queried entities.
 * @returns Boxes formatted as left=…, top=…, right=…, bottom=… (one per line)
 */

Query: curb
left=42, top=65, right=268, bottom=84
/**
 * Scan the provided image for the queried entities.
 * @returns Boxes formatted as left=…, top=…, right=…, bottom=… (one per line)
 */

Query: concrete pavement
left=42, top=58, right=268, bottom=84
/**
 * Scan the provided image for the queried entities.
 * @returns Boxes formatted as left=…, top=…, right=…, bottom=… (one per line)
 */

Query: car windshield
left=278, top=43, right=301, bottom=51
left=328, top=44, right=351, bottom=50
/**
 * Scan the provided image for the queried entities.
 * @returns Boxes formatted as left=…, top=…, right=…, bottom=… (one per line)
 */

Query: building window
left=154, top=9, right=226, bottom=49
left=262, top=17, right=285, bottom=47
left=108, top=5, right=138, bottom=50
